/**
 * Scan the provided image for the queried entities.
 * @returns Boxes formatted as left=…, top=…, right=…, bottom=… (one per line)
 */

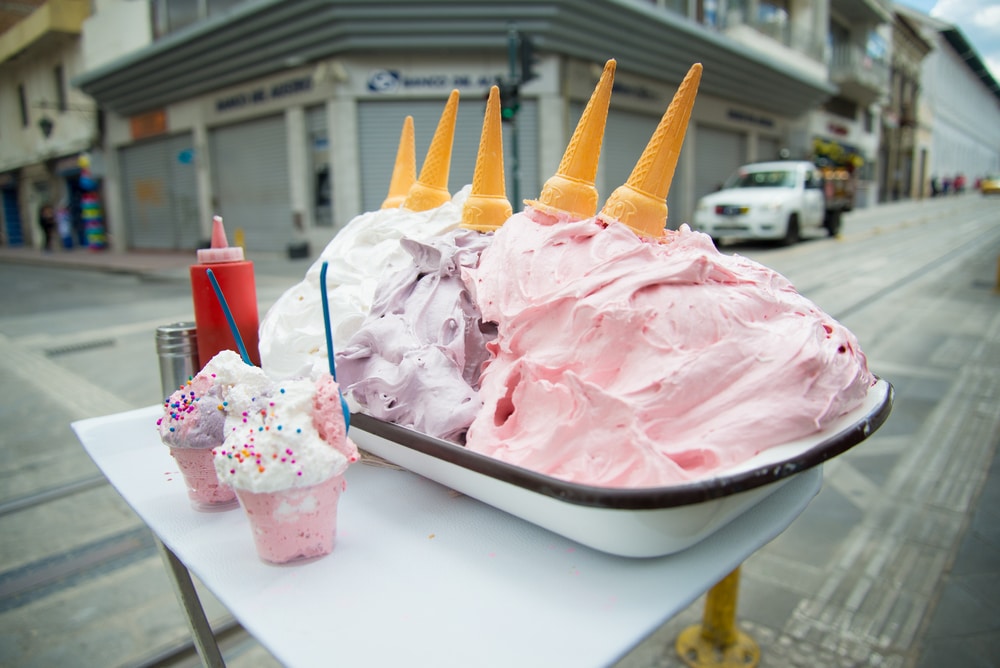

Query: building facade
left=1, top=0, right=996, bottom=253
left=70, top=0, right=841, bottom=253
left=0, top=0, right=98, bottom=248
left=879, top=8, right=932, bottom=202
left=897, top=5, right=1000, bottom=195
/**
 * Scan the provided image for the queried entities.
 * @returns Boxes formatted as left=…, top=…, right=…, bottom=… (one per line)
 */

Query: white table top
left=73, top=406, right=821, bottom=668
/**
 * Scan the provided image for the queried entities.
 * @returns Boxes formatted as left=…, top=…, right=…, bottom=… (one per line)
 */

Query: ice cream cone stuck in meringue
left=381, top=116, right=416, bottom=209
left=403, top=90, right=460, bottom=212
left=599, top=63, right=702, bottom=239
left=461, top=85, right=513, bottom=232
left=527, top=59, right=616, bottom=220
left=336, top=85, right=506, bottom=440
left=258, top=92, right=468, bottom=381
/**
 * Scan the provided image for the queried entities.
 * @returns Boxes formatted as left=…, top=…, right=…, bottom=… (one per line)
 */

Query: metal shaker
left=156, top=322, right=200, bottom=399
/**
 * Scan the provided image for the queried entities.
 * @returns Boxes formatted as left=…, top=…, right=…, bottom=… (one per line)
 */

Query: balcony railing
left=716, top=2, right=825, bottom=61
left=830, top=42, right=889, bottom=103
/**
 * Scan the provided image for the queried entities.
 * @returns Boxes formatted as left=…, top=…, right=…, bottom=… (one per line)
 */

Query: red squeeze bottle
left=189, top=216, right=261, bottom=368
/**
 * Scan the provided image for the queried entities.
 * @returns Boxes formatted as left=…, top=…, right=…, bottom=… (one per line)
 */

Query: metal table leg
left=155, top=537, right=227, bottom=667
left=675, top=566, right=760, bottom=667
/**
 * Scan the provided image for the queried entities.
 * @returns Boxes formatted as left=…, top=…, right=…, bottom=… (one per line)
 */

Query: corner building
left=72, top=0, right=896, bottom=253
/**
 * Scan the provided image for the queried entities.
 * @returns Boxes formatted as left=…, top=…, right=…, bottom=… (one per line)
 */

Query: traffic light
left=498, top=79, right=520, bottom=122
left=519, top=34, right=538, bottom=83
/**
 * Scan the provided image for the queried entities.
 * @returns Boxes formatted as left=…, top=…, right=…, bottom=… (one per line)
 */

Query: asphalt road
left=0, top=193, right=997, bottom=667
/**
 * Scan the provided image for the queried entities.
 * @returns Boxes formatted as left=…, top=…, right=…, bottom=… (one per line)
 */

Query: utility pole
left=499, top=24, right=538, bottom=206
left=506, top=24, right=521, bottom=206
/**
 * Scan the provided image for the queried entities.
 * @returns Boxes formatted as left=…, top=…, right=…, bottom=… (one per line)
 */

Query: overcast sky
left=895, top=0, right=1000, bottom=81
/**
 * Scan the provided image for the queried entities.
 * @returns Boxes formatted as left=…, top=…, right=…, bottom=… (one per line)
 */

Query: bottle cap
left=196, top=215, right=245, bottom=263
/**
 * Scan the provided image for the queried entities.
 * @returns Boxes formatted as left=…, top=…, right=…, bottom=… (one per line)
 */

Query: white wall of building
left=0, top=34, right=99, bottom=247
left=923, top=33, right=1000, bottom=181
left=0, top=40, right=97, bottom=173
left=81, top=0, right=153, bottom=72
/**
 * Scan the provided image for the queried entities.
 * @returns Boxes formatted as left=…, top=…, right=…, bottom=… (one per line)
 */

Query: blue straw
left=320, top=261, right=351, bottom=432
left=205, top=268, right=252, bottom=366
left=320, top=262, right=336, bottom=380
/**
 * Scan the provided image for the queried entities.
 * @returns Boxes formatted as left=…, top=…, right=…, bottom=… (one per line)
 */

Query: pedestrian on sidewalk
left=38, top=203, right=56, bottom=253
left=56, top=200, right=74, bottom=249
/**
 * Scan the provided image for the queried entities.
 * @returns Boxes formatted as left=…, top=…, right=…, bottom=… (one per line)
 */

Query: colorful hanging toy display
left=78, top=154, right=107, bottom=250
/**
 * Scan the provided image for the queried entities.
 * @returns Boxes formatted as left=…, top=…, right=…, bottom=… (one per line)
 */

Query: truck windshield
left=724, top=170, right=796, bottom=189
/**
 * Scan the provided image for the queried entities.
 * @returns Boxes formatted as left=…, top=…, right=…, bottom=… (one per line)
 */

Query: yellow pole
left=675, top=567, right=760, bottom=667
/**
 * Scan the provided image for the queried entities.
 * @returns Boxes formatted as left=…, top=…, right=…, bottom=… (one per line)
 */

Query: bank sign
left=215, top=76, right=314, bottom=112
left=367, top=70, right=500, bottom=93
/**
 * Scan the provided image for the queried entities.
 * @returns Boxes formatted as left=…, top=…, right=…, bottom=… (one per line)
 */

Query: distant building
left=879, top=7, right=933, bottom=201
left=896, top=3, right=1000, bottom=196
left=0, top=0, right=98, bottom=249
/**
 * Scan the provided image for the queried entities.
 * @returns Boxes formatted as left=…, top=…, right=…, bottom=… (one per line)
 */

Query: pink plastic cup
left=168, top=447, right=237, bottom=511
left=234, top=474, right=346, bottom=564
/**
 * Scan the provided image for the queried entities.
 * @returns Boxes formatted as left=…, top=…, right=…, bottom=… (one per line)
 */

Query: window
left=18, top=84, right=28, bottom=127
left=54, top=65, right=67, bottom=112
left=168, top=0, right=200, bottom=31
left=725, top=170, right=796, bottom=189
left=207, top=0, right=244, bottom=15
left=758, top=0, right=790, bottom=45
left=824, top=95, right=857, bottom=120
left=152, top=0, right=245, bottom=38
left=152, top=0, right=203, bottom=38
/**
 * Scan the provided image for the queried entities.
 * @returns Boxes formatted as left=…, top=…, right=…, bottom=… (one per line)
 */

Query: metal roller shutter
left=119, top=133, right=199, bottom=250
left=603, top=108, right=659, bottom=199
left=694, top=125, right=748, bottom=204
left=210, top=115, right=290, bottom=251
left=357, top=97, right=539, bottom=213
left=579, top=106, right=694, bottom=228
left=758, top=136, right=781, bottom=162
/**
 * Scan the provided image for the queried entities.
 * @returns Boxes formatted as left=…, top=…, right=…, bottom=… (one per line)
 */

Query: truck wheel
left=825, top=210, right=842, bottom=237
left=782, top=214, right=800, bottom=246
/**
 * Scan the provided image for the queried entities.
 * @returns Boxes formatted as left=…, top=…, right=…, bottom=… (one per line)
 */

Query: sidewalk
left=0, top=244, right=310, bottom=280
left=0, top=245, right=193, bottom=275
left=0, top=194, right=970, bottom=279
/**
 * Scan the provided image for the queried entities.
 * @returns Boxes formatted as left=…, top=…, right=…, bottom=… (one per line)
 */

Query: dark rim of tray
left=352, top=379, right=893, bottom=510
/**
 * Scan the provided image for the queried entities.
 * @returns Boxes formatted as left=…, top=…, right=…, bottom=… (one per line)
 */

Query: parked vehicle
left=980, top=173, right=1000, bottom=195
left=693, top=161, right=850, bottom=245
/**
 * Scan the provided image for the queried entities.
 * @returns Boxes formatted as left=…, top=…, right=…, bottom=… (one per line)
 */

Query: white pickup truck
left=692, top=160, right=844, bottom=245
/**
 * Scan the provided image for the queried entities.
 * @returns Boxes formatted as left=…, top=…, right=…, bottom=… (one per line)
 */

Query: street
left=0, top=194, right=998, bottom=667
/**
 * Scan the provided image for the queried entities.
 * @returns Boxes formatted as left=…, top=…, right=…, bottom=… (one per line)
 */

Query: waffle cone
left=527, top=59, right=616, bottom=220
left=381, top=116, right=416, bottom=209
left=600, top=63, right=702, bottom=238
left=403, top=90, right=460, bottom=212
left=461, top=86, right=512, bottom=232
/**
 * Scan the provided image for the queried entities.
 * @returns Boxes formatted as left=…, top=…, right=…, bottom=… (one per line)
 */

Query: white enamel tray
left=349, top=378, right=893, bottom=558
